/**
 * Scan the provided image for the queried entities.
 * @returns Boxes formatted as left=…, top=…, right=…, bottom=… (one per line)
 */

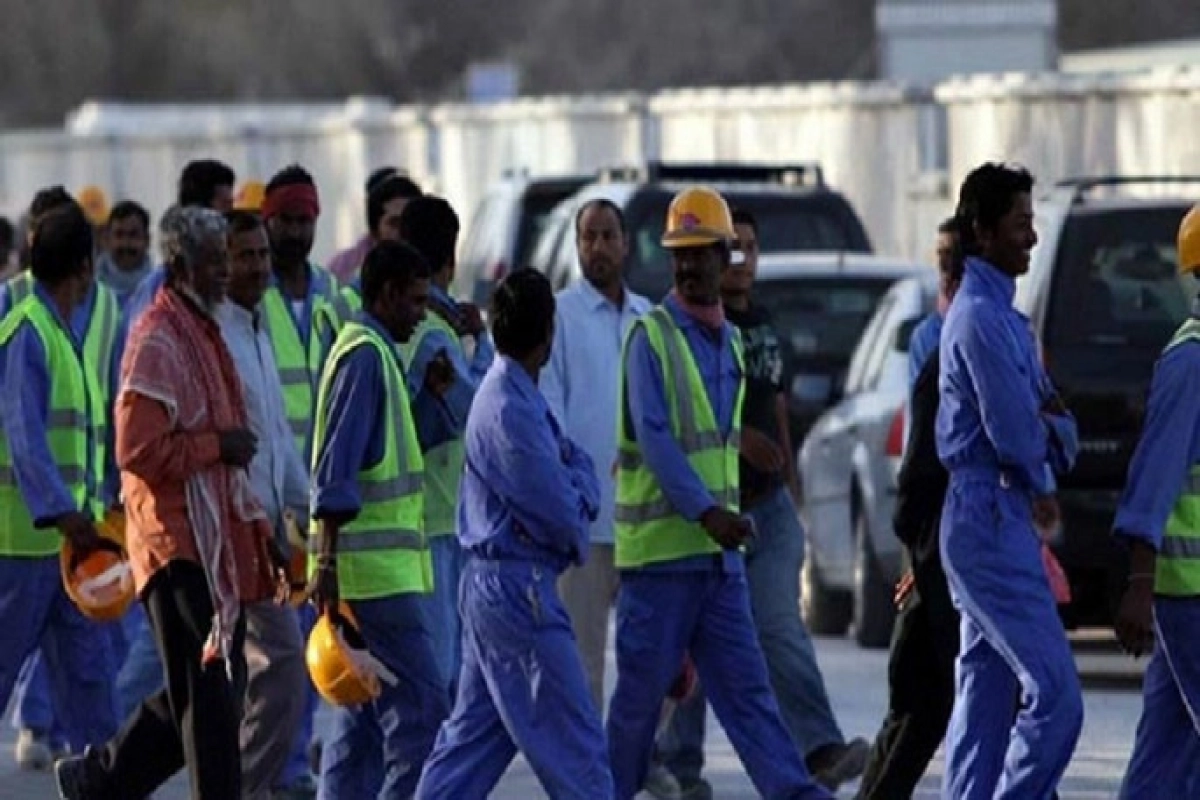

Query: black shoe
left=55, top=748, right=105, bottom=800
left=807, top=737, right=871, bottom=791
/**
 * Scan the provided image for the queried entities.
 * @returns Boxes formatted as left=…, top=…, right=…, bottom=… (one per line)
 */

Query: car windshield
left=515, top=188, right=581, bottom=269
left=1046, top=207, right=1196, bottom=349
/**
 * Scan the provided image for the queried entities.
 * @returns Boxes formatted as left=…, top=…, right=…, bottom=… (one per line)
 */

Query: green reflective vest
left=399, top=311, right=466, bottom=537
left=0, top=294, right=106, bottom=555
left=342, top=285, right=362, bottom=315
left=614, top=306, right=744, bottom=568
left=1155, top=317, right=1200, bottom=596
left=261, top=266, right=350, bottom=461
left=309, top=321, right=432, bottom=599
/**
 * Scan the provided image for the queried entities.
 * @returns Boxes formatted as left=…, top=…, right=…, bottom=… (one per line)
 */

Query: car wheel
left=801, top=549, right=852, bottom=636
left=853, top=510, right=896, bottom=649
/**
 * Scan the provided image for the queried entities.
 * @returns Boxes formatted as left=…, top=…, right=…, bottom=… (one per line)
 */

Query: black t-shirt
left=726, top=302, right=785, bottom=504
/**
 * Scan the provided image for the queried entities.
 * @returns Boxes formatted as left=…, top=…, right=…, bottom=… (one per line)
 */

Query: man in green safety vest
left=306, top=240, right=452, bottom=798
left=604, top=186, right=831, bottom=800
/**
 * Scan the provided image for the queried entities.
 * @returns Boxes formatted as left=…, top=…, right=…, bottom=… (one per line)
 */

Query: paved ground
left=2, top=630, right=1143, bottom=798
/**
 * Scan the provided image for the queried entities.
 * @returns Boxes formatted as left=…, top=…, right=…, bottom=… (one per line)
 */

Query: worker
left=0, top=199, right=119, bottom=763
left=657, top=207, right=871, bottom=797
left=327, top=167, right=422, bottom=283
left=2, top=187, right=123, bottom=771
left=604, top=186, right=832, bottom=800
left=416, top=268, right=613, bottom=799
left=936, top=162, right=1082, bottom=799
left=96, top=201, right=155, bottom=309
left=306, top=240, right=451, bottom=798
left=1113, top=203, right=1200, bottom=798
left=908, top=217, right=961, bottom=383
left=396, top=196, right=493, bottom=693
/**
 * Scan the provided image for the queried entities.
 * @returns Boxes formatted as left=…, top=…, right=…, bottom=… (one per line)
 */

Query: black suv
left=526, top=162, right=873, bottom=300
left=1018, top=176, right=1198, bottom=627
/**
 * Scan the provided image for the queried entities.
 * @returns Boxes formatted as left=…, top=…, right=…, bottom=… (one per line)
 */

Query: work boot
left=643, top=763, right=682, bottom=799
left=55, top=747, right=107, bottom=800
left=15, top=728, right=53, bottom=771
left=807, top=737, right=871, bottom=791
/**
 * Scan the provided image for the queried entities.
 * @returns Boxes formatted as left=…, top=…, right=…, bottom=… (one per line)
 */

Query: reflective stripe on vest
left=0, top=295, right=105, bottom=555
left=398, top=310, right=466, bottom=537
left=614, top=306, right=744, bottom=568
left=309, top=321, right=432, bottom=599
left=1155, top=318, right=1200, bottom=595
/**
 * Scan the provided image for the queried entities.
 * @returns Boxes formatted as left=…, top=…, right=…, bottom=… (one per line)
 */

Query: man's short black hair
left=937, top=217, right=959, bottom=236
left=954, top=163, right=1035, bottom=258
left=224, top=210, right=264, bottom=237
left=266, top=164, right=316, bottom=194
left=31, top=203, right=93, bottom=286
left=368, top=176, right=425, bottom=234
left=360, top=240, right=431, bottom=307
left=109, top=200, right=150, bottom=232
left=178, top=159, right=236, bottom=208
left=366, top=167, right=410, bottom=195
left=731, top=208, right=759, bottom=236
left=491, top=268, right=555, bottom=360
left=29, top=186, right=75, bottom=226
left=399, top=196, right=459, bottom=272
left=574, top=199, right=626, bottom=237
left=0, top=217, right=14, bottom=251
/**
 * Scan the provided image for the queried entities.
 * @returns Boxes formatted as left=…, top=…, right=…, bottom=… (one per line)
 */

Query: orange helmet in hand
left=60, top=516, right=134, bottom=622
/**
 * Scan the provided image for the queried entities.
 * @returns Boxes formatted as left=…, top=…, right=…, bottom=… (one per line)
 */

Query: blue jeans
left=0, top=556, right=117, bottom=752
left=421, top=534, right=465, bottom=694
left=660, top=486, right=843, bottom=780
left=318, top=593, right=449, bottom=800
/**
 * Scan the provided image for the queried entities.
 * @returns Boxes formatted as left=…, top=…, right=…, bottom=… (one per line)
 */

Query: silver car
left=799, top=273, right=937, bottom=648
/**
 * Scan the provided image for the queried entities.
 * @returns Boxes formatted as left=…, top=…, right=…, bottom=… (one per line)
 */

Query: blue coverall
left=310, top=311, right=454, bottom=800
left=404, top=284, right=494, bottom=695
left=0, top=282, right=119, bottom=754
left=416, top=355, right=613, bottom=799
left=936, top=256, right=1083, bottom=799
left=605, top=297, right=831, bottom=800
left=1113, top=334, right=1200, bottom=798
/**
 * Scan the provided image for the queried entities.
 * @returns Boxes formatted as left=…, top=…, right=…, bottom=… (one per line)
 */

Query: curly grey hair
left=161, top=206, right=227, bottom=278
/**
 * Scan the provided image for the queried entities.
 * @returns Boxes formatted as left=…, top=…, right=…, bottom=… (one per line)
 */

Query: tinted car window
left=515, top=185, right=585, bottom=271
left=1046, top=207, right=1194, bottom=350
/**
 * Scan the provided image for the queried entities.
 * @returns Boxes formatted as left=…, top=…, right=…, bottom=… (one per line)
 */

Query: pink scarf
left=669, top=289, right=726, bottom=330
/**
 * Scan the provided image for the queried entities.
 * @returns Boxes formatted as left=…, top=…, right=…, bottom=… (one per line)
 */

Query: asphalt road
left=1, top=631, right=1144, bottom=799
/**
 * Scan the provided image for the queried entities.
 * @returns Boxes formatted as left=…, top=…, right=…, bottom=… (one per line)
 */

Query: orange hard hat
left=234, top=181, right=266, bottom=212
left=306, top=603, right=394, bottom=707
left=60, top=519, right=134, bottom=622
left=77, top=186, right=110, bottom=226
left=661, top=187, right=736, bottom=249
left=1178, top=204, right=1200, bottom=274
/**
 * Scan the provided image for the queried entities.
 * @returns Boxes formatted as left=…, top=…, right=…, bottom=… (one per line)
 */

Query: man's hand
left=1115, top=577, right=1155, bottom=658
left=458, top=302, right=486, bottom=337
left=740, top=428, right=784, bottom=474
left=894, top=569, right=916, bottom=610
left=307, top=558, right=339, bottom=616
left=700, top=507, right=753, bottom=550
left=218, top=429, right=258, bottom=468
left=57, top=511, right=101, bottom=558
left=423, top=351, right=455, bottom=397
left=264, top=538, right=292, bottom=606
left=1032, top=494, right=1061, bottom=536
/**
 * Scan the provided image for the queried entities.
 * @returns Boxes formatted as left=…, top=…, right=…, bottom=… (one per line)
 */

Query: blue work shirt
left=908, top=311, right=942, bottom=389
left=310, top=312, right=456, bottom=521
left=1113, top=338, right=1200, bottom=551
left=458, top=356, right=600, bottom=573
left=541, top=280, right=652, bottom=546
left=0, top=284, right=106, bottom=525
left=624, top=295, right=743, bottom=572
left=936, top=257, right=1055, bottom=497
left=404, top=284, right=494, bottom=437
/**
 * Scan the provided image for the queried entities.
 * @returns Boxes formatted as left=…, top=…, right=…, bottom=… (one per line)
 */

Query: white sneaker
left=15, top=728, right=52, bottom=771
left=643, top=763, right=682, bottom=799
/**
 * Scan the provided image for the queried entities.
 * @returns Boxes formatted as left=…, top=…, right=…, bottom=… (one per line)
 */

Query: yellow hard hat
left=1179, top=204, right=1200, bottom=274
left=77, top=185, right=110, bottom=226
left=306, top=604, right=392, bottom=707
left=661, top=187, right=736, bottom=249
left=234, top=181, right=266, bottom=212
left=60, top=517, right=134, bottom=623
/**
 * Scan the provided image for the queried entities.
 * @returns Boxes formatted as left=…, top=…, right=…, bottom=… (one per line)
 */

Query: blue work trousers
left=421, top=534, right=465, bottom=695
left=1120, top=597, right=1200, bottom=799
left=317, top=593, right=449, bottom=800
left=606, top=558, right=831, bottom=800
left=940, top=476, right=1083, bottom=800
left=0, top=556, right=117, bottom=753
left=660, top=487, right=844, bottom=781
left=416, top=558, right=612, bottom=799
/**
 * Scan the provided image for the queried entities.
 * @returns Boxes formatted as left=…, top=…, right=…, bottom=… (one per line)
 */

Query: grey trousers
left=557, top=543, right=619, bottom=715
left=240, top=602, right=307, bottom=800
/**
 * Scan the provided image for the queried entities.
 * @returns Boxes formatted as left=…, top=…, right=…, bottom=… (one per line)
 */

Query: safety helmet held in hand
left=1178, top=204, right=1200, bottom=274
left=661, top=187, right=736, bottom=249
left=60, top=517, right=134, bottom=622
left=234, top=181, right=266, bottom=213
left=306, top=603, right=396, bottom=707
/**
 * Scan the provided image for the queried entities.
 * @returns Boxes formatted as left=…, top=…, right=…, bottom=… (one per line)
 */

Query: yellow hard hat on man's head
left=77, top=185, right=110, bottom=226
left=234, top=181, right=266, bottom=212
left=1179, top=204, right=1200, bottom=274
left=661, top=187, right=736, bottom=249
